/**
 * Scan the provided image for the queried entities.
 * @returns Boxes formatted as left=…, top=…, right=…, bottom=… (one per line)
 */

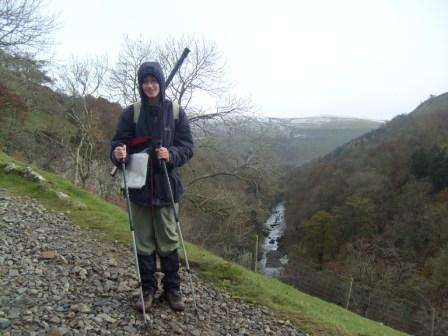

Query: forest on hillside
left=284, top=94, right=448, bottom=335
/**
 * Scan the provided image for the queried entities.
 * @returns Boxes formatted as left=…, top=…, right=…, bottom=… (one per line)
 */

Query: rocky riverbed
left=0, top=188, right=306, bottom=336
left=259, top=203, right=288, bottom=277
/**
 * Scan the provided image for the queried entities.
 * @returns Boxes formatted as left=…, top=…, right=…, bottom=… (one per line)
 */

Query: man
left=111, top=61, right=194, bottom=311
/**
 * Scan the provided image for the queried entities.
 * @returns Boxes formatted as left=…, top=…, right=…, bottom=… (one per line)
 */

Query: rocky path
left=0, top=188, right=306, bottom=336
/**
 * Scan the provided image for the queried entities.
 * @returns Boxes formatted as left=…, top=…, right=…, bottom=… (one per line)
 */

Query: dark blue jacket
left=110, top=62, right=194, bottom=207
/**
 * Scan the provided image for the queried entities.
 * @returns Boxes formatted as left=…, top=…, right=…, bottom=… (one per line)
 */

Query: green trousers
left=130, top=202, right=179, bottom=257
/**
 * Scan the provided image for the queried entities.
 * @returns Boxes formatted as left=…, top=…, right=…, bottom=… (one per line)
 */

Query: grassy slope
left=0, top=151, right=407, bottom=336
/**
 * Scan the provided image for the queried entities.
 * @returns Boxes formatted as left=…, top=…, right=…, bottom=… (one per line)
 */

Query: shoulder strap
left=133, top=102, right=141, bottom=124
left=133, top=101, right=179, bottom=124
left=172, top=101, right=180, bottom=121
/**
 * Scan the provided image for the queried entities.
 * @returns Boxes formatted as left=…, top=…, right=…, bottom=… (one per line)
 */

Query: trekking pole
left=160, top=160, right=199, bottom=315
left=121, top=160, right=150, bottom=325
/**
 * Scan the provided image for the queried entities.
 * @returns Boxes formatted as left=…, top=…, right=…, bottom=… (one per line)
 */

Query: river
left=259, top=202, right=288, bottom=277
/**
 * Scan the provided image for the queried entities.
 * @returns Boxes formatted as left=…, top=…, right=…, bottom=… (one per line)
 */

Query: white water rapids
left=259, top=203, right=288, bottom=277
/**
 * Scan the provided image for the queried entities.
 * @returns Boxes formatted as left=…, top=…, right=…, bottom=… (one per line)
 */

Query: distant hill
left=282, top=92, right=448, bottom=335
left=208, top=115, right=381, bottom=169
left=261, top=115, right=381, bottom=129
left=265, top=116, right=381, bottom=166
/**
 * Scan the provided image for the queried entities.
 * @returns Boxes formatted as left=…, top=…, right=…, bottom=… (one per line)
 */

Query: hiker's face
left=142, top=75, right=160, bottom=101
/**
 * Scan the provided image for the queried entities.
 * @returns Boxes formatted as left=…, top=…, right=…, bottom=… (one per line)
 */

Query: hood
left=137, top=61, right=166, bottom=103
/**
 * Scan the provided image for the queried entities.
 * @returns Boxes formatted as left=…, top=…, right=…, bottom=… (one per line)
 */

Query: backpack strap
left=172, top=101, right=180, bottom=121
left=133, top=101, right=179, bottom=124
left=133, top=101, right=141, bottom=124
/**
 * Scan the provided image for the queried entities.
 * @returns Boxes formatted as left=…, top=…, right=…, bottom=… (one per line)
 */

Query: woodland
left=284, top=93, right=448, bottom=334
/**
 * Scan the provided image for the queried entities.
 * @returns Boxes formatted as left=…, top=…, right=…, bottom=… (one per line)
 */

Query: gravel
left=0, top=188, right=307, bottom=335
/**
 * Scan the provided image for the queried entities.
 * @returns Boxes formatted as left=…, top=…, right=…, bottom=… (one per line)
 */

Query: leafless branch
left=107, top=36, right=155, bottom=106
left=56, top=55, right=108, bottom=185
left=0, top=0, right=58, bottom=55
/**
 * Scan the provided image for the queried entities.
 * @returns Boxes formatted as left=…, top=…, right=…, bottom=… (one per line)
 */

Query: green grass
left=24, top=108, right=53, bottom=129
left=0, top=151, right=408, bottom=336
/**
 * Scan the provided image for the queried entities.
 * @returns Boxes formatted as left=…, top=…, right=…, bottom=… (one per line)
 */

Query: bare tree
left=0, top=0, right=57, bottom=55
left=108, top=36, right=252, bottom=125
left=157, top=37, right=226, bottom=108
left=58, top=56, right=108, bottom=185
left=107, top=36, right=156, bottom=106
left=158, top=37, right=254, bottom=126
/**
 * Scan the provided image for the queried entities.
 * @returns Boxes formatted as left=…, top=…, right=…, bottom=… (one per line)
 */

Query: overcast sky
left=47, top=0, right=448, bottom=121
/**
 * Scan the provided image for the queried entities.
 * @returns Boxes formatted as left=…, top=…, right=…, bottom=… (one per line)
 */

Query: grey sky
left=47, top=0, right=448, bottom=121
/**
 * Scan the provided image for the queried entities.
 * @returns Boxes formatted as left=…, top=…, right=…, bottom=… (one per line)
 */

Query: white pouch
left=121, top=152, right=149, bottom=189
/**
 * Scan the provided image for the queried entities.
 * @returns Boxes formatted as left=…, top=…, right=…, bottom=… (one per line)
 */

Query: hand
left=156, top=147, right=170, bottom=161
left=114, top=145, right=127, bottom=160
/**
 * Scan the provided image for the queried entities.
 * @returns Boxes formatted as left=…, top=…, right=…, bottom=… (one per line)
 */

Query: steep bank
left=283, top=93, right=448, bottom=335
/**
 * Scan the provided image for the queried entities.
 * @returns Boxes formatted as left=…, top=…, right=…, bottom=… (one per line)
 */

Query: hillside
left=209, top=115, right=381, bottom=169
left=0, top=151, right=408, bottom=336
left=267, top=115, right=380, bottom=166
left=283, top=93, right=448, bottom=335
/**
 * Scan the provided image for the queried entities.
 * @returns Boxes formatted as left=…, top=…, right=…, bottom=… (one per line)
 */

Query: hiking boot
left=135, top=294, right=153, bottom=311
left=164, top=290, right=185, bottom=311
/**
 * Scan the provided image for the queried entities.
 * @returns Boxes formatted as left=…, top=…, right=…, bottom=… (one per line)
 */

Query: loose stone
left=0, top=318, right=12, bottom=329
left=0, top=190, right=307, bottom=336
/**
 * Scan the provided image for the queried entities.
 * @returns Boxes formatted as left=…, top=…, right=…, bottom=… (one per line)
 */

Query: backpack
left=133, top=101, right=180, bottom=124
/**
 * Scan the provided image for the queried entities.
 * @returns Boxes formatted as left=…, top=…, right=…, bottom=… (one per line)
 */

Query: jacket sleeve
left=168, top=107, right=194, bottom=168
left=110, top=106, right=134, bottom=167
